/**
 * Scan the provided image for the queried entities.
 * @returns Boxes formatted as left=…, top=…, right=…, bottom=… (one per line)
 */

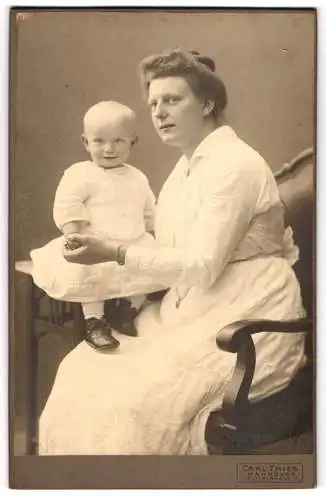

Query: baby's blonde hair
left=83, top=101, right=137, bottom=140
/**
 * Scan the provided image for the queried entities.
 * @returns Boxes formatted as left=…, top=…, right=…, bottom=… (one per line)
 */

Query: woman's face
left=147, top=76, right=207, bottom=152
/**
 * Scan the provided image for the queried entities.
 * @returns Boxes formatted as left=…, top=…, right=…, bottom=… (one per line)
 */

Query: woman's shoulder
left=199, top=136, right=273, bottom=198
left=229, top=134, right=267, bottom=168
left=208, top=132, right=270, bottom=182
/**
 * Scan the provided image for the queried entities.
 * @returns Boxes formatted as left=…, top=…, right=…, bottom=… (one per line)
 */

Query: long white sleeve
left=53, top=164, right=90, bottom=231
left=125, top=157, right=262, bottom=289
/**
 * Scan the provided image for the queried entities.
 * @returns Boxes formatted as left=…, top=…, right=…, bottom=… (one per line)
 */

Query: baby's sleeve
left=143, top=181, right=156, bottom=234
left=53, top=164, right=90, bottom=231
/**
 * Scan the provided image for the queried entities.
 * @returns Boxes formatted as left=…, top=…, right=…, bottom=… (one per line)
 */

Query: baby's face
left=83, top=118, right=135, bottom=168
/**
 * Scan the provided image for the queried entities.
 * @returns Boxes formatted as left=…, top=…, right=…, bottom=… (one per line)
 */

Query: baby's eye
left=93, top=138, right=103, bottom=144
left=114, top=138, right=124, bottom=144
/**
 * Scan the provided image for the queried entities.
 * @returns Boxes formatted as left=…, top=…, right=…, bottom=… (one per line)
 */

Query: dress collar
left=92, top=162, right=130, bottom=175
left=179, top=125, right=237, bottom=177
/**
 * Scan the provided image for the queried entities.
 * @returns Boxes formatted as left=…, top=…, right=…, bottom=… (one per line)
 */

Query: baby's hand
left=64, top=235, right=83, bottom=251
left=63, top=233, right=118, bottom=265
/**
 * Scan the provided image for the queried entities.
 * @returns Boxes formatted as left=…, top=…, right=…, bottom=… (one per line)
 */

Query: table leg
left=25, top=276, right=39, bottom=455
left=72, top=303, right=84, bottom=346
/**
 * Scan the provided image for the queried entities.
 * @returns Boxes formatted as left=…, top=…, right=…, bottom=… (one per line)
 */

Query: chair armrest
left=274, top=147, right=314, bottom=181
left=216, top=318, right=313, bottom=418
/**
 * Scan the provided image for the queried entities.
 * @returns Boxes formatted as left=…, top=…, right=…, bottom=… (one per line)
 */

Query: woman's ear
left=81, top=134, right=89, bottom=150
left=203, top=100, right=215, bottom=117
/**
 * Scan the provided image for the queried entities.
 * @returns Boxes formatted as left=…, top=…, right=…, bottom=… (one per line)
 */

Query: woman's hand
left=63, top=233, right=120, bottom=265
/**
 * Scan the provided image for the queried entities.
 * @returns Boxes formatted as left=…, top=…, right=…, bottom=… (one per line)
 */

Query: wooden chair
left=205, top=147, right=314, bottom=454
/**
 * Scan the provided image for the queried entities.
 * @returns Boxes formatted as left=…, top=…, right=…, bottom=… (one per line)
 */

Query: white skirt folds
left=30, top=233, right=161, bottom=302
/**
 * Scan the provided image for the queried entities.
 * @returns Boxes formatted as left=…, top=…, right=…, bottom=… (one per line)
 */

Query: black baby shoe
left=84, top=317, right=120, bottom=351
left=105, top=298, right=138, bottom=337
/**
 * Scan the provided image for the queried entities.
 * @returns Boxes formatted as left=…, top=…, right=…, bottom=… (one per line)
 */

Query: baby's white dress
left=30, top=162, right=160, bottom=301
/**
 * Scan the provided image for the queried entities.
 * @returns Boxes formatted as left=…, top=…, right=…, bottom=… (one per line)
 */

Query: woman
left=39, top=49, right=306, bottom=455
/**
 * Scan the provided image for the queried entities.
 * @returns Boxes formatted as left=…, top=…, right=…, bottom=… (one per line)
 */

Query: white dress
left=30, top=162, right=160, bottom=301
left=39, top=126, right=306, bottom=455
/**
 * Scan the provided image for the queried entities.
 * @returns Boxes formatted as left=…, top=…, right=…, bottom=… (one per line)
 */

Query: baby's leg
left=128, top=294, right=146, bottom=312
left=81, top=301, right=120, bottom=352
left=81, top=301, right=105, bottom=320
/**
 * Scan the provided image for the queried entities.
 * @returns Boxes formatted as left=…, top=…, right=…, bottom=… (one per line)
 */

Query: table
left=14, top=261, right=84, bottom=454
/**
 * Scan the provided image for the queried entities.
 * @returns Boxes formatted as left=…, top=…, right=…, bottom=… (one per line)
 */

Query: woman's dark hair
left=139, top=48, right=227, bottom=120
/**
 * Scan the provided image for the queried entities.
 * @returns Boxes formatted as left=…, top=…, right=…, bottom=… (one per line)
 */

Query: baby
left=30, top=101, right=156, bottom=351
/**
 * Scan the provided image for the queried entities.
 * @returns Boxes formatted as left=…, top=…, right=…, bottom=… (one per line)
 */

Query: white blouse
left=125, top=126, right=297, bottom=289
left=53, top=161, right=156, bottom=241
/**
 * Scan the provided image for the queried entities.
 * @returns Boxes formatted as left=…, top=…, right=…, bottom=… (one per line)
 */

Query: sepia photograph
left=9, top=7, right=316, bottom=489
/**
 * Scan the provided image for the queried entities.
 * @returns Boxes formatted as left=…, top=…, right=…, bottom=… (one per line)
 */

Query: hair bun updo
left=190, top=50, right=216, bottom=72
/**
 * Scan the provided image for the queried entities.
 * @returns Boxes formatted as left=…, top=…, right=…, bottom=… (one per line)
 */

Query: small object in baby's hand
left=64, top=237, right=83, bottom=251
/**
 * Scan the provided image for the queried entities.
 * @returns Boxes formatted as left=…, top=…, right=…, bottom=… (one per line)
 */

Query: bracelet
left=116, top=245, right=126, bottom=266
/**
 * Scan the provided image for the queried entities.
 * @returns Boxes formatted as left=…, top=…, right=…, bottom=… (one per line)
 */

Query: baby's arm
left=62, top=220, right=90, bottom=235
left=53, top=164, right=90, bottom=234
left=143, top=182, right=156, bottom=237
left=53, top=164, right=92, bottom=250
